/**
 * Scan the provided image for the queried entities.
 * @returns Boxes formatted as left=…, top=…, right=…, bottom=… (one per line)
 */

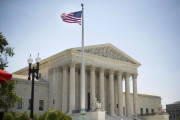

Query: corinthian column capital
left=132, top=73, right=138, bottom=79
left=109, top=69, right=114, bottom=75
left=117, top=71, right=123, bottom=75
left=124, top=72, right=131, bottom=78
left=100, top=68, right=105, bottom=73
left=90, top=66, right=96, bottom=71
left=69, top=63, right=76, bottom=68
left=62, top=65, right=68, bottom=71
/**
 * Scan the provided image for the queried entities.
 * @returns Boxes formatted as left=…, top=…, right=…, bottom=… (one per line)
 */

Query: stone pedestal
left=141, top=114, right=169, bottom=120
left=87, top=111, right=106, bottom=120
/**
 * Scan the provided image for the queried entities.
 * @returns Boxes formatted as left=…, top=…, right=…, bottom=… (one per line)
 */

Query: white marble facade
left=13, top=44, right=161, bottom=117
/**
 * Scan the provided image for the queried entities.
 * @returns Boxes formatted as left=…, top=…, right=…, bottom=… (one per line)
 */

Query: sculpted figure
left=96, top=102, right=101, bottom=110
left=91, top=98, right=102, bottom=111
left=157, top=104, right=165, bottom=114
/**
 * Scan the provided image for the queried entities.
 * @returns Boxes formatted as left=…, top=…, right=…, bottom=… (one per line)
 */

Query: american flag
left=61, top=11, right=82, bottom=25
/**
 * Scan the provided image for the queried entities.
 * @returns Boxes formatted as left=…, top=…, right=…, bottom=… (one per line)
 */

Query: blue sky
left=0, top=0, right=180, bottom=108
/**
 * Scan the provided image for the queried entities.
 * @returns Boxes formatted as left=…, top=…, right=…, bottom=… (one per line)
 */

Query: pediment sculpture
left=77, top=46, right=136, bottom=64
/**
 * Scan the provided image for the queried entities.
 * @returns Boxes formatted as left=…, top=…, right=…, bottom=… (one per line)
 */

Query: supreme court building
left=11, top=44, right=161, bottom=117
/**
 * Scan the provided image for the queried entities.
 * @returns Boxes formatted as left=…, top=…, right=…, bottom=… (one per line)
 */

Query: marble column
left=52, top=67, right=57, bottom=98
left=52, top=68, right=57, bottom=109
left=79, top=69, right=81, bottom=110
left=90, top=66, right=96, bottom=109
left=85, top=70, right=88, bottom=109
left=57, top=67, right=63, bottom=111
left=109, top=69, right=115, bottom=115
left=117, top=71, right=123, bottom=116
left=62, top=66, right=68, bottom=113
left=125, top=73, right=131, bottom=117
left=133, top=74, right=138, bottom=116
left=75, top=68, right=79, bottom=110
left=100, top=68, right=105, bottom=111
left=48, top=68, right=53, bottom=109
left=68, top=64, right=76, bottom=113
left=54, top=67, right=60, bottom=110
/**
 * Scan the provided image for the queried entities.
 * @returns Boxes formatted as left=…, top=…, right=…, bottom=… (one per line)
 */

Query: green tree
left=0, top=80, right=22, bottom=112
left=3, top=112, right=14, bottom=120
left=16, top=111, right=29, bottom=120
left=0, top=32, right=21, bottom=112
left=38, top=110, right=72, bottom=120
left=178, top=116, right=180, bottom=120
left=0, top=32, right=14, bottom=70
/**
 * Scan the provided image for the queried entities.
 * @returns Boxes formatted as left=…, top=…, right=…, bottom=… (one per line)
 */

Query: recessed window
left=146, top=108, right=149, bottom=114
left=140, top=108, right=143, bottom=115
left=17, top=101, right=22, bottom=109
left=39, top=100, right=44, bottom=111
left=28, top=99, right=31, bottom=110
left=151, top=109, right=154, bottom=114
left=53, top=99, right=55, bottom=104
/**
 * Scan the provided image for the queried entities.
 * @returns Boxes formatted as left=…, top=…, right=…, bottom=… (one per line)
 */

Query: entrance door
left=88, top=93, right=90, bottom=111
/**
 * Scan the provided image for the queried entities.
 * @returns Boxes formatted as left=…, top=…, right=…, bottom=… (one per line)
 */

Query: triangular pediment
left=75, top=43, right=141, bottom=65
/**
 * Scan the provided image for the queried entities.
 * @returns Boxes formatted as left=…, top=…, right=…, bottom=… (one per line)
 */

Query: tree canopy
left=0, top=32, right=22, bottom=112
left=0, top=80, right=22, bottom=112
left=0, top=32, right=14, bottom=70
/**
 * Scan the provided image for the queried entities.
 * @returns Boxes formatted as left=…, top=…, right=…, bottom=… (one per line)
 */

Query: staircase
left=106, top=115, right=145, bottom=120
left=71, top=113, right=145, bottom=120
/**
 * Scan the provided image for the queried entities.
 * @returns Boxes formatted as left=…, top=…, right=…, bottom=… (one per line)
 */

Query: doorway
left=88, top=93, right=90, bottom=111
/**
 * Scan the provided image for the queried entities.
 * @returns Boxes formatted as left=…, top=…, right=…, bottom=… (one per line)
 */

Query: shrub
left=63, top=114, right=72, bottom=120
left=3, top=112, right=14, bottom=120
left=178, top=116, right=180, bottom=120
left=33, top=113, right=38, bottom=120
left=38, top=110, right=72, bottom=120
left=16, top=111, right=29, bottom=120
left=47, top=111, right=59, bottom=120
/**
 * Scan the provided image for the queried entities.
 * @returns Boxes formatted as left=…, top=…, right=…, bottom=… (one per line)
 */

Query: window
left=117, top=104, right=118, bottom=108
left=146, top=108, right=149, bottom=114
left=151, top=109, right=154, bottom=114
left=140, top=108, right=143, bottom=115
left=39, top=100, right=44, bottom=111
left=17, top=101, right=22, bottom=109
left=28, top=99, right=31, bottom=110
left=53, top=99, right=55, bottom=104
left=123, top=107, right=125, bottom=115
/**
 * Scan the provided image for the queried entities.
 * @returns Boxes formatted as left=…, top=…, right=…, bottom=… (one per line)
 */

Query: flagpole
left=80, top=3, right=86, bottom=120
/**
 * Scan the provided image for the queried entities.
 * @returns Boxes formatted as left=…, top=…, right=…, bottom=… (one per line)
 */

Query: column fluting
left=100, top=68, right=105, bottom=111
left=52, top=68, right=57, bottom=109
left=90, top=66, right=96, bottom=109
left=68, top=64, right=76, bottom=113
left=109, top=69, right=115, bottom=115
left=75, top=68, right=79, bottom=110
left=48, top=68, right=53, bottom=109
left=133, top=74, right=138, bottom=116
left=62, top=66, right=68, bottom=113
left=117, top=71, right=123, bottom=116
left=125, top=73, right=131, bottom=117
left=55, top=67, right=62, bottom=111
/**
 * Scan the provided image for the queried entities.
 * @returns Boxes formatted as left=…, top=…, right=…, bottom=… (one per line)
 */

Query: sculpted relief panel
left=77, top=46, right=136, bottom=64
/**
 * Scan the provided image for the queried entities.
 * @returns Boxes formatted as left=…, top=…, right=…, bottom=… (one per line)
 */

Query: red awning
left=0, top=69, right=12, bottom=83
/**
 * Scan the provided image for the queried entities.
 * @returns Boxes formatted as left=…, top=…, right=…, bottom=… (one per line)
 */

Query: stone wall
left=141, top=114, right=169, bottom=120
left=11, top=78, right=48, bottom=116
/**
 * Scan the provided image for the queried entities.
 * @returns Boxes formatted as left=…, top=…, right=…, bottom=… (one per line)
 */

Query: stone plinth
left=141, top=114, right=169, bottom=120
left=87, top=111, right=106, bottom=120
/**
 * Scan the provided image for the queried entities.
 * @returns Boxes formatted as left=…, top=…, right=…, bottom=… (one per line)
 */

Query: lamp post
left=27, top=54, right=41, bottom=120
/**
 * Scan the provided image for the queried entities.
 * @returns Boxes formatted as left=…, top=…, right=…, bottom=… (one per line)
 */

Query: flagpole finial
left=81, top=3, right=83, bottom=7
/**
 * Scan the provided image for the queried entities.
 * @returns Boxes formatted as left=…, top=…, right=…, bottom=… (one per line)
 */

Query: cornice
left=72, top=50, right=139, bottom=68
left=73, top=43, right=141, bottom=67
left=13, top=44, right=141, bottom=74
left=14, top=49, right=72, bottom=74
